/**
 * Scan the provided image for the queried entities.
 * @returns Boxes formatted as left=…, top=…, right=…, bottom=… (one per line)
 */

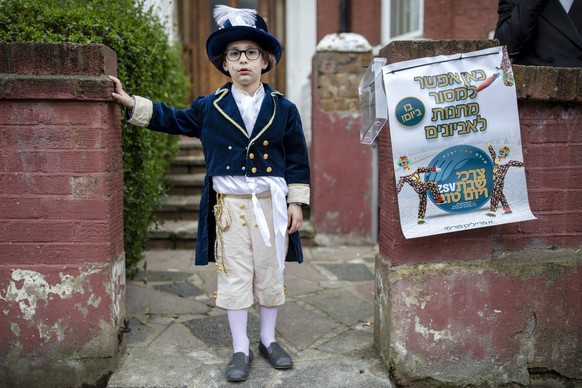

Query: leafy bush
left=0, top=0, right=188, bottom=277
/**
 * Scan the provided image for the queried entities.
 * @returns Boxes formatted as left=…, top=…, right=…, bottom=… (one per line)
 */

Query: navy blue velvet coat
left=146, top=83, right=310, bottom=265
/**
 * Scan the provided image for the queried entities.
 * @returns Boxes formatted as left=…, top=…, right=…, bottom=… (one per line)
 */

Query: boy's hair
left=262, top=50, right=277, bottom=71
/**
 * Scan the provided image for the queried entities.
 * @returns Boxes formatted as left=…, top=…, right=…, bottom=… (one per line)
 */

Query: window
left=381, top=0, right=424, bottom=42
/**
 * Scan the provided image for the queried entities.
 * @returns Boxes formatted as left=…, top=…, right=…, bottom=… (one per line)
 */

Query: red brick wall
left=0, top=43, right=125, bottom=387
left=317, top=0, right=382, bottom=45
left=424, top=0, right=499, bottom=40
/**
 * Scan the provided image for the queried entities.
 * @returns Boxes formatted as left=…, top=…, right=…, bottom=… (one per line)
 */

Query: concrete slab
left=107, top=347, right=203, bottom=388
left=277, top=302, right=341, bottom=350
left=318, top=262, right=374, bottom=281
left=154, top=282, right=205, bottom=298
left=183, top=313, right=260, bottom=350
left=305, top=288, right=374, bottom=326
left=143, top=249, right=194, bottom=272
left=126, top=283, right=210, bottom=316
left=149, top=322, right=207, bottom=350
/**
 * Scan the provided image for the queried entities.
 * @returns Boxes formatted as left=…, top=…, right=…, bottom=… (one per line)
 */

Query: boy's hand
left=287, top=204, right=303, bottom=234
left=108, top=75, right=134, bottom=109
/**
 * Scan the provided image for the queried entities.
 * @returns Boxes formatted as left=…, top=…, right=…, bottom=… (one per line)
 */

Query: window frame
left=381, top=0, right=424, bottom=43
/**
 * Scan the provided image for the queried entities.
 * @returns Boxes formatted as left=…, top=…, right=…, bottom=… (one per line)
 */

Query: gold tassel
left=214, top=193, right=232, bottom=276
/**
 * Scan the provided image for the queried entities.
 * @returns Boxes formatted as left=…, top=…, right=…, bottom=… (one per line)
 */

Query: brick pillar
left=311, top=47, right=375, bottom=244
left=0, top=43, right=125, bottom=387
left=375, top=40, right=582, bottom=386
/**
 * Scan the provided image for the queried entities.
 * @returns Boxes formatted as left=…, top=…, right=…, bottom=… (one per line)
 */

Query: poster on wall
left=383, top=46, right=536, bottom=239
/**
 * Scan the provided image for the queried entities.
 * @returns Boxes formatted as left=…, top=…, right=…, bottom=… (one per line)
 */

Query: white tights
left=227, top=305, right=278, bottom=355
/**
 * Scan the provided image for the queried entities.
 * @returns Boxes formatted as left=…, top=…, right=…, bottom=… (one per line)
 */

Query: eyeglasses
left=224, top=48, right=262, bottom=62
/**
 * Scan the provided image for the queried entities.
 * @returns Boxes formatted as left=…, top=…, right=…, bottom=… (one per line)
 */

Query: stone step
left=155, top=195, right=200, bottom=220
left=169, top=155, right=206, bottom=175
left=146, top=220, right=315, bottom=250
left=165, top=173, right=206, bottom=196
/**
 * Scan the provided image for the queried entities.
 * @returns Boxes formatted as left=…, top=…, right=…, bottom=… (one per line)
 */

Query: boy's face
left=223, top=40, right=268, bottom=88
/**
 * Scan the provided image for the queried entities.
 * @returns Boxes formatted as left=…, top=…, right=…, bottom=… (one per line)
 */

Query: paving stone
left=154, top=281, right=205, bottom=298
left=124, top=317, right=154, bottom=345
left=353, top=279, right=376, bottom=301
left=285, top=261, right=326, bottom=283
left=277, top=302, right=341, bottom=350
left=285, top=274, right=321, bottom=299
left=305, top=288, right=374, bottom=326
left=316, top=329, right=374, bottom=355
left=149, top=322, right=207, bottom=350
left=184, top=313, right=260, bottom=350
left=271, top=359, right=391, bottom=388
left=143, top=249, right=195, bottom=272
left=318, top=263, right=374, bottom=281
left=106, top=348, right=202, bottom=388
left=132, top=270, right=192, bottom=282
left=309, top=245, right=379, bottom=262
left=126, top=283, right=210, bottom=316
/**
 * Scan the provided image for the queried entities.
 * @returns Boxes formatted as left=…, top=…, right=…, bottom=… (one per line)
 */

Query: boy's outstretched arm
left=108, top=75, right=134, bottom=109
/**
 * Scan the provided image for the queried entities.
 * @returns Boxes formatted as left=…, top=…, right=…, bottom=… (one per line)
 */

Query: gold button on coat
left=266, top=167, right=272, bottom=173
left=252, top=167, right=257, bottom=173
left=249, top=153, right=255, bottom=159
left=263, top=140, right=269, bottom=146
left=263, top=154, right=268, bottom=159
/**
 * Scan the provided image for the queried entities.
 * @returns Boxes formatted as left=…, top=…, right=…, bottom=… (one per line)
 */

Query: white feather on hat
left=213, top=5, right=257, bottom=29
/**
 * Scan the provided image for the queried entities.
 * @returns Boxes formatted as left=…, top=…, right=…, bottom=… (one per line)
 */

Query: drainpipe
left=340, top=0, right=350, bottom=32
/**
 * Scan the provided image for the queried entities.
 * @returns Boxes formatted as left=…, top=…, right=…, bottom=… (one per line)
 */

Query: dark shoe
left=259, top=342, right=293, bottom=369
left=225, top=350, right=253, bottom=382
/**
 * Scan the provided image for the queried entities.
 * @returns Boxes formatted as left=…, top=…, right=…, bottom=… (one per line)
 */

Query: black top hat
left=206, top=5, right=282, bottom=76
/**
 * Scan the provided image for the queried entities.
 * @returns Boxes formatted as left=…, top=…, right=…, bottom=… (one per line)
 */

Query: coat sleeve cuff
left=127, top=95, right=153, bottom=127
left=287, top=184, right=310, bottom=205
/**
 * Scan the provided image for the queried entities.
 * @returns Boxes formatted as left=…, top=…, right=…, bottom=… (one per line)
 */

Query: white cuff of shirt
left=287, top=184, right=310, bottom=206
left=127, top=95, right=153, bottom=127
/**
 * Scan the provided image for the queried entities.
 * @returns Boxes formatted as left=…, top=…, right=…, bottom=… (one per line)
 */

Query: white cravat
left=232, top=83, right=264, bottom=135
left=559, top=0, right=574, bottom=13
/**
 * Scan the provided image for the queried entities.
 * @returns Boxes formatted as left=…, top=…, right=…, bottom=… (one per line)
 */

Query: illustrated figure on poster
left=470, top=47, right=515, bottom=95
left=498, top=46, right=515, bottom=87
left=396, top=156, right=446, bottom=224
left=486, top=142, right=524, bottom=217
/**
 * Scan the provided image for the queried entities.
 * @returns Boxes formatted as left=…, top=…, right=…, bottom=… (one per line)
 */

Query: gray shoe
left=225, top=350, right=253, bottom=382
left=259, top=342, right=293, bottom=369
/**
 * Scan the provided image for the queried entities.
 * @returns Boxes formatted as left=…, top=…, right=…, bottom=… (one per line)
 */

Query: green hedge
left=0, top=0, right=189, bottom=277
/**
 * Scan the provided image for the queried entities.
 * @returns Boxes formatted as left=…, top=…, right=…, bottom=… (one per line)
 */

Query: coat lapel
left=251, top=87, right=277, bottom=139
left=569, top=0, right=582, bottom=35
left=213, top=86, right=248, bottom=138
left=542, top=0, right=582, bottom=49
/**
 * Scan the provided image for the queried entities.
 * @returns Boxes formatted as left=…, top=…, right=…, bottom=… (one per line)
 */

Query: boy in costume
left=109, top=5, right=310, bottom=382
